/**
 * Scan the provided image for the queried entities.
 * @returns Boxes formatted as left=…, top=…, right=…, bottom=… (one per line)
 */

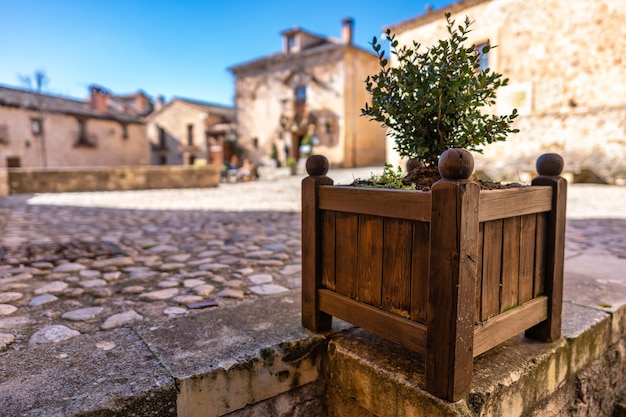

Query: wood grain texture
left=335, top=212, right=358, bottom=299
left=321, top=211, right=336, bottom=291
left=426, top=179, right=479, bottom=401
left=481, top=219, right=503, bottom=320
left=410, top=221, right=430, bottom=324
left=533, top=213, right=547, bottom=297
left=382, top=219, right=413, bottom=318
left=319, top=186, right=431, bottom=221
left=319, top=289, right=427, bottom=354
left=501, top=216, right=521, bottom=312
left=475, top=223, right=484, bottom=324
left=478, top=187, right=552, bottom=222
left=357, top=215, right=383, bottom=306
left=301, top=175, right=334, bottom=332
left=474, top=296, right=548, bottom=357
left=518, top=214, right=537, bottom=304
left=526, top=176, right=567, bottom=342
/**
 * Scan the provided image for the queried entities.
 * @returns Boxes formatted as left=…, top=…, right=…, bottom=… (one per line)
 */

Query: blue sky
left=0, top=0, right=456, bottom=106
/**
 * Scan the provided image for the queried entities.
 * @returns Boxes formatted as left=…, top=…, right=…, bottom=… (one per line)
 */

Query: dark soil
left=402, top=166, right=525, bottom=191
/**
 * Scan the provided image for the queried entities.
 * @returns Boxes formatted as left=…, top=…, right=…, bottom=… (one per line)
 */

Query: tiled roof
left=174, top=97, right=234, bottom=118
left=0, top=85, right=143, bottom=124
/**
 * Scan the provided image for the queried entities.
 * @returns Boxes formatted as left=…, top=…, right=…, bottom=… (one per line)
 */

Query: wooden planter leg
left=302, top=155, right=334, bottom=332
left=427, top=149, right=480, bottom=401
left=526, top=153, right=567, bottom=342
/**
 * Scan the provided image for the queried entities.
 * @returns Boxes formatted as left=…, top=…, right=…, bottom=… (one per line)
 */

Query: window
left=121, top=123, right=128, bottom=139
left=77, top=119, right=87, bottom=142
left=476, top=41, right=490, bottom=72
left=187, top=124, right=194, bottom=146
left=287, top=35, right=296, bottom=52
left=0, top=124, right=8, bottom=144
left=295, top=86, right=306, bottom=104
left=31, top=118, right=43, bottom=136
left=158, top=127, right=166, bottom=149
left=6, top=156, right=21, bottom=168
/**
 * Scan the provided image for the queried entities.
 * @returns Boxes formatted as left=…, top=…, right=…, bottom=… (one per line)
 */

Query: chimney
left=89, top=86, right=109, bottom=113
left=342, top=17, right=354, bottom=45
left=155, top=95, right=165, bottom=112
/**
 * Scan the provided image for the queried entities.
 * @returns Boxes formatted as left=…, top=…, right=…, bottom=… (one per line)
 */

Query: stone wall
left=6, top=165, right=221, bottom=194
left=388, top=0, right=626, bottom=183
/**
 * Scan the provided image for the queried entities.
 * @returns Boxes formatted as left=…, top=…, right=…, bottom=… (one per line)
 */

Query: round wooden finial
left=438, top=148, right=474, bottom=180
left=305, top=155, right=329, bottom=176
left=536, top=153, right=564, bottom=176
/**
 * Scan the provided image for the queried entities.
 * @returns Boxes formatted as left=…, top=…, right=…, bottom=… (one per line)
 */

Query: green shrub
left=362, top=13, right=519, bottom=167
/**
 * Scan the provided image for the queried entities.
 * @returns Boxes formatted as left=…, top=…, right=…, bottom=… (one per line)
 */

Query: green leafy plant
left=353, top=163, right=416, bottom=190
left=362, top=13, right=519, bottom=168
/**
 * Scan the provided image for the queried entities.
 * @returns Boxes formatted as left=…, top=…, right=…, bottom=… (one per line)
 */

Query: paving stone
left=280, top=264, right=302, bottom=275
left=247, top=274, right=273, bottom=285
left=61, top=307, right=104, bottom=321
left=216, top=288, right=245, bottom=299
left=159, top=263, right=185, bottom=272
left=29, top=325, right=80, bottom=344
left=0, top=316, right=31, bottom=329
left=0, top=304, right=18, bottom=315
left=0, top=292, right=23, bottom=303
left=164, top=307, right=188, bottom=316
left=78, top=269, right=101, bottom=279
left=90, top=257, right=135, bottom=268
left=139, top=288, right=179, bottom=301
left=198, top=263, right=229, bottom=272
left=52, top=263, right=86, bottom=273
left=147, top=244, right=178, bottom=254
left=29, top=294, right=58, bottom=306
left=183, top=279, right=205, bottom=288
left=193, top=284, right=216, bottom=296
left=79, top=279, right=107, bottom=288
left=0, top=333, right=15, bottom=349
left=100, top=310, right=143, bottom=330
left=157, top=281, right=179, bottom=288
left=173, top=295, right=204, bottom=305
left=249, top=284, right=290, bottom=295
left=224, top=279, right=243, bottom=288
left=102, top=271, right=121, bottom=281
left=31, top=262, right=54, bottom=269
left=34, top=281, right=68, bottom=295
left=121, top=285, right=145, bottom=294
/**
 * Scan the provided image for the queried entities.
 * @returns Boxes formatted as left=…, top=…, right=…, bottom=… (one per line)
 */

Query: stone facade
left=230, top=19, right=386, bottom=168
left=145, top=98, right=235, bottom=167
left=388, top=0, right=626, bottom=183
left=0, top=85, right=149, bottom=169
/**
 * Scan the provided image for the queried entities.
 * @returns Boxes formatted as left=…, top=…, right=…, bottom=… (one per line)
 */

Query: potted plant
left=302, top=14, right=567, bottom=401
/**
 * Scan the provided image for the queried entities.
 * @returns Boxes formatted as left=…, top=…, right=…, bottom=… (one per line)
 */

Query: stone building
left=145, top=98, right=235, bottom=166
left=388, top=0, right=626, bottom=183
left=230, top=18, right=386, bottom=168
left=0, top=85, right=149, bottom=168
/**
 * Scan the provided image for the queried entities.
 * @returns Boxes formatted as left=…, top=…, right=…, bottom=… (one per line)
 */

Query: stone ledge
left=324, top=300, right=625, bottom=417
left=1, top=287, right=624, bottom=416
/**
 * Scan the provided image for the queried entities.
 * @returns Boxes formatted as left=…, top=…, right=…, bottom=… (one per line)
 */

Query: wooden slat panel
left=321, top=211, right=336, bottom=291
left=473, top=296, right=548, bottom=357
left=478, top=187, right=552, bottom=222
left=382, top=219, right=413, bottom=318
left=301, top=173, right=333, bottom=332
left=335, top=212, right=358, bottom=298
left=319, top=186, right=431, bottom=221
left=481, top=219, right=503, bottom=320
left=319, top=289, right=426, bottom=354
left=427, top=180, right=480, bottom=401
left=474, top=223, right=484, bottom=324
left=501, top=216, right=521, bottom=312
left=410, top=221, right=429, bottom=323
left=357, top=215, right=383, bottom=306
left=534, top=213, right=547, bottom=296
left=518, top=214, right=537, bottom=303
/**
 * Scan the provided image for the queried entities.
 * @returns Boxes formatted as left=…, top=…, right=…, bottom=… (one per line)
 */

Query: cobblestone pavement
left=0, top=170, right=625, bottom=350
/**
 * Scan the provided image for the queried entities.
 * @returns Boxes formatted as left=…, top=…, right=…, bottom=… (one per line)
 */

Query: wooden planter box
left=301, top=152, right=567, bottom=401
